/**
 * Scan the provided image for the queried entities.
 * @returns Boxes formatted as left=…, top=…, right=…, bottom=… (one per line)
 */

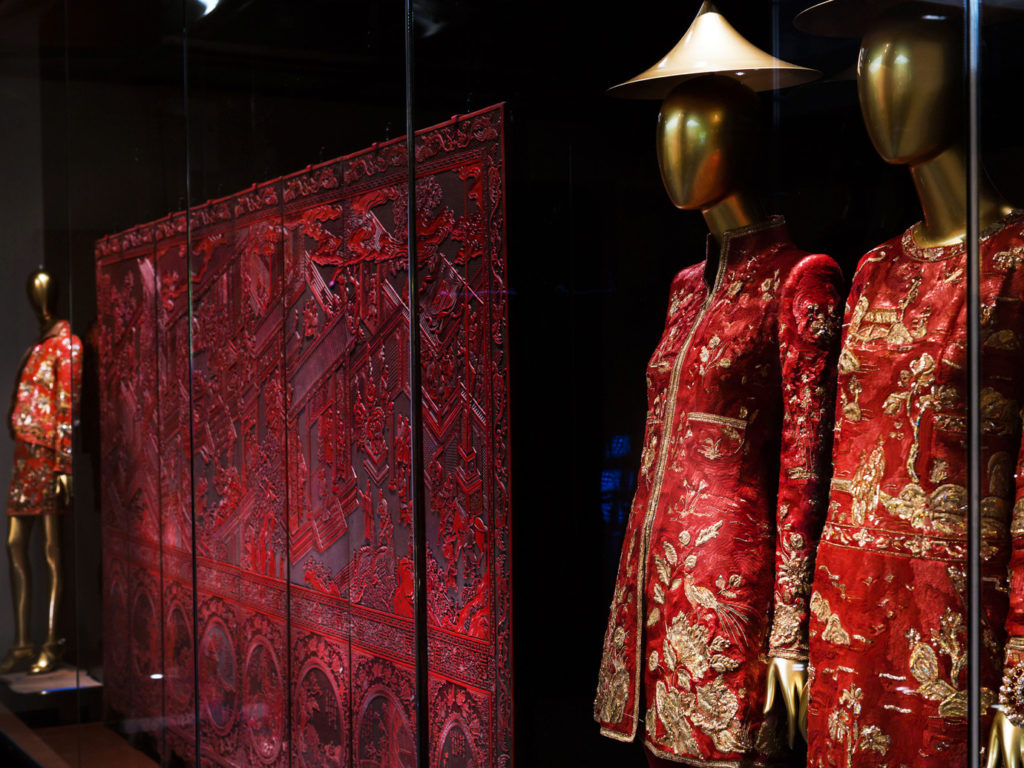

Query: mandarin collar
left=704, top=215, right=788, bottom=263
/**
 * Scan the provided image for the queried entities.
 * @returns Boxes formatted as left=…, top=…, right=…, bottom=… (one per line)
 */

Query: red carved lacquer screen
left=93, top=104, right=510, bottom=768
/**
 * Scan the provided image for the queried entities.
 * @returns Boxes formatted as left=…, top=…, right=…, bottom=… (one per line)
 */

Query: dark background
left=0, top=0, right=1021, bottom=765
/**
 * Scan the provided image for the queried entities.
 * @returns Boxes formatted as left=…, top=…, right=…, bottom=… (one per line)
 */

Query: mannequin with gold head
left=1, top=269, right=82, bottom=675
left=794, top=3, right=1024, bottom=767
left=594, top=4, right=841, bottom=764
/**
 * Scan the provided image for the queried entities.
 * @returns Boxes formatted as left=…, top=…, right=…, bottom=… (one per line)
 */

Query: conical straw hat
left=609, top=1, right=820, bottom=98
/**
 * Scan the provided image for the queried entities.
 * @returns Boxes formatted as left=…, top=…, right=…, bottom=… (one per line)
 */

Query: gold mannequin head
left=657, top=75, right=766, bottom=242
left=858, top=5, right=963, bottom=165
left=657, top=75, right=760, bottom=210
left=857, top=4, right=1012, bottom=245
left=26, top=269, right=55, bottom=329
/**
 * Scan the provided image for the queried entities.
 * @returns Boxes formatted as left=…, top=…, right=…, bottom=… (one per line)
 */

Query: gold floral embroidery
left=769, top=528, right=812, bottom=652
left=810, top=591, right=851, bottom=646
left=838, top=351, right=994, bottom=536
left=665, top=479, right=712, bottom=521
left=653, top=672, right=752, bottom=755
left=826, top=685, right=892, bottom=763
left=640, top=433, right=658, bottom=480
left=929, top=458, right=949, bottom=484
left=665, top=612, right=716, bottom=679
left=905, top=607, right=971, bottom=719
left=644, top=510, right=764, bottom=756
left=679, top=567, right=753, bottom=646
left=696, top=440, right=726, bottom=461
left=695, top=521, right=723, bottom=547
left=848, top=439, right=885, bottom=525
left=768, top=603, right=801, bottom=652
left=594, top=533, right=637, bottom=725
left=858, top=725, right=892, bottom=755
left=640, top=393, right=667, bottom=482
left=595, top=624, right=631, bottom=724
left=654, top=680, right=701, bottom=755
left=695, top=336, right=737, bottom=375
left=993, top=246, right=1024, bottom=271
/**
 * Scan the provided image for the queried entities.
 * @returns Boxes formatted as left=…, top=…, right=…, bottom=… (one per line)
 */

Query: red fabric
left=7, top=440, right=61, bottom=516
left=806, top=212, right=1024, bottom=766
left=7, top=320, right=81, bottom=516
left=595, top=218, right=843, bottom=765
left=10, top=320, right=81, bottom=473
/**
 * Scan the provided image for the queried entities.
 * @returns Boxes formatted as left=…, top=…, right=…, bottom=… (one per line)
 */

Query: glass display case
left=0, top=1, right=1018, bottom=767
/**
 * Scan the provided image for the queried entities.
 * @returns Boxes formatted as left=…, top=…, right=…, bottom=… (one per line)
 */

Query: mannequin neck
left=702, top=190, right=768, bottom=245
left=37, top=314, right=58, bottom=339
left=910, top=144, right=1013, bottom=247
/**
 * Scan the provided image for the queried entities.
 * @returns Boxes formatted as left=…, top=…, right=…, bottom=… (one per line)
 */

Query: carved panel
left=96, top=105, right=509, bottom=766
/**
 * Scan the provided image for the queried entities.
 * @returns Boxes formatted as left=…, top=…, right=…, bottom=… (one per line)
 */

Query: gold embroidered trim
left=823, top=520, right=965, bottom=544
left=629, top=239, right=730, bottom=743
left=643, top=738, right=769, bottom=767
left=686, top=412, right=748, bottom=430
left=1006, top=638, right=1024, bottom=652
left=767, top=648, right=809, bottom=661
left=903, top=210, right=1024, bottom=262
left=718, top=215, right=785, bottom=243
left=819, top=524, right=967, bottom=563
left=599, top=726, right=635, bottom=743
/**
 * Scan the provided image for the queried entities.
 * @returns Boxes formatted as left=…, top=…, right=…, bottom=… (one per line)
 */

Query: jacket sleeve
left=767, top=254, right=844, bottom=660
left=52, top=328, right=81, bottom=474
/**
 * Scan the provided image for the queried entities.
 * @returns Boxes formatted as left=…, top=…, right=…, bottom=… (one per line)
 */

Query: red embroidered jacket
left=806, top=212, right=1024, bottom=767
left=10, top=320, right=82, bottom=474
left=594, top=218, right=843, bottom=764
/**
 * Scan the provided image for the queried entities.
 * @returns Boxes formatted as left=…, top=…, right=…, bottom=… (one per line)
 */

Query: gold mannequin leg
left=0, top=515, right=36, bottom=673
left=29, top=513, right=63, bottom=675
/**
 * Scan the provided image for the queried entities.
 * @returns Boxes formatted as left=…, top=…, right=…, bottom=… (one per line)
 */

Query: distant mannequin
left=1, top=269, right=82, bottom=675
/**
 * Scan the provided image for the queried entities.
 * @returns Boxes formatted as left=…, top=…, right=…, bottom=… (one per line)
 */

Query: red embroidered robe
left=7, top=319, right=82, bottom=516
left=595, top=218, right=843, bottom=765
left=806, top=212, right=1024, bottom=767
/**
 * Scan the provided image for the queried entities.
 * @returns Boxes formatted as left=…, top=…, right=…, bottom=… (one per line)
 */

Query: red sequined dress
left=806, top=212, right=1024, bottom=767
left=594, top=218, right=844, bottom=765
left=6, top=319, right=82, bottom=516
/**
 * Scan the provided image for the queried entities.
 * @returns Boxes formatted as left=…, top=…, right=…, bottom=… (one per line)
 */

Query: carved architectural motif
left=95, top=105, right=509, bottom=766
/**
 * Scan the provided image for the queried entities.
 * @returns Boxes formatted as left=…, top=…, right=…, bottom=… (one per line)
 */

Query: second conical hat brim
left=795, top=0, right=1023, bottom=37
left=609, top=2, right=820, bottom=98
